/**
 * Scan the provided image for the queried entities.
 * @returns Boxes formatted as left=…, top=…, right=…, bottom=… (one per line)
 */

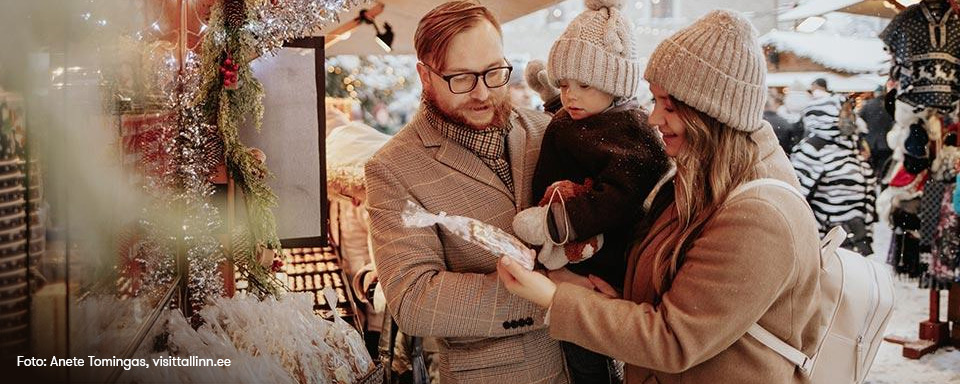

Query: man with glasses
left=364, top=2, right=567, bottom=383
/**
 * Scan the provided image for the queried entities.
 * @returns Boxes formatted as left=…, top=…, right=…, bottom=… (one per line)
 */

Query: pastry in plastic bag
left=400, top=200, right=535, bottom=270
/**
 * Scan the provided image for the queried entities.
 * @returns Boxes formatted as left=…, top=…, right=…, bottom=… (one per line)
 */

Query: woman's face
left=648, top=83, right=687, bottom=157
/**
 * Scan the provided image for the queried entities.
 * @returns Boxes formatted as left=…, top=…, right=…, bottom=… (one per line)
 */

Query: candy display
left=77, top=293, right=375, bottom=384
left=235, top=244, right=359, bottom=325
left=401, top=200, right=535, bottom=270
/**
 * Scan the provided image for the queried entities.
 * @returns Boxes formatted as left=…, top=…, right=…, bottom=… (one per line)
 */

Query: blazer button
left=525, top=317, right=534, bottom=326
left=510, top=320, right=519, bottom=328
left=502, top=320, right=511, bottom=329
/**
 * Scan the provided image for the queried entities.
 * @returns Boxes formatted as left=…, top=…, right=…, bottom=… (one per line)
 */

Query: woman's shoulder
left=722, top=181, right=809, bottom=217
left=680, top=184, right=818, bottom=279
left=715, top=181, right=820, bottom=248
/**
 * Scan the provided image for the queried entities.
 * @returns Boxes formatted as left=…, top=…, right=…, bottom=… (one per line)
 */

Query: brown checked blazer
left=365, top=105, right=569, bottom=384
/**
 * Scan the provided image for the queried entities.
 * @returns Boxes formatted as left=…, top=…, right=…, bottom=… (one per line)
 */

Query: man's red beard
left=423, top=87, right=512, bottom=130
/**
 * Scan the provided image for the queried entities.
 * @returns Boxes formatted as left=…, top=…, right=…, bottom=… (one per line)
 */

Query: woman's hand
left=546, top=268, right=595, bottom=290
left=588, top=274, right=621, bottom=299
left=497, top=252, right=557, bottom=308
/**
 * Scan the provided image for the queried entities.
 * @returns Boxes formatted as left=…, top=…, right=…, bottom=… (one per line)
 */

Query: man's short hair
left=414, top=1, right=501, bottom=71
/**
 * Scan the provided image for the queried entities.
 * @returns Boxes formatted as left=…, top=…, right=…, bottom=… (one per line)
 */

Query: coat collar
left=750, top=120, right=799, bottom=187
left=412, top=103, right=527, bottom=203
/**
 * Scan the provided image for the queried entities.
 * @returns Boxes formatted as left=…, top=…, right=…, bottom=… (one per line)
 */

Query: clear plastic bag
left=401, top=200, right=535, bottom=270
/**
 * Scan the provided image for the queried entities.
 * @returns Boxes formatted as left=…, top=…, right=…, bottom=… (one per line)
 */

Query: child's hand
left=539, top=178, right=594, bottom=206
left=513, top=205, right=549, bottom=245
left=525, top=60, right=559, bottom=103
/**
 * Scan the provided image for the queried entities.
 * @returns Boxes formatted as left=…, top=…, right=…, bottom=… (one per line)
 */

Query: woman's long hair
left=648, top=97, right=761, bottom=294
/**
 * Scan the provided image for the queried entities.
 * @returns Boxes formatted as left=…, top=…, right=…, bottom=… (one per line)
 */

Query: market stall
left=778, top=0, right=908, bottom=21
left=761, top=30, right=888, bottom=92
left=0, top=0, right=575, bottom=382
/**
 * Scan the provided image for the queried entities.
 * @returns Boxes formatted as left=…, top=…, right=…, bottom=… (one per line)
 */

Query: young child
left=512, top=0, right=670, bottom=382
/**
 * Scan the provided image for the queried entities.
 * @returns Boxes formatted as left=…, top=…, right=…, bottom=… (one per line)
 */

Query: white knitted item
left=524, top=60, right=559, bottom=102
left=538, top=241, right=568, bottom=270
left=512, top=205, right=549, bottom=246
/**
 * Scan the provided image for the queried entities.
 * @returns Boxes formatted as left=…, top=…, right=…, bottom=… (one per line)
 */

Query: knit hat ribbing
left=644, top=10, right=767, bottom=132
left=548, top=0, right=639, bottom=98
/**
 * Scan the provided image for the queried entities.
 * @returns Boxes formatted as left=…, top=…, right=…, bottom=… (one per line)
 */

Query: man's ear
left=416, top=63, right=432, bottom=91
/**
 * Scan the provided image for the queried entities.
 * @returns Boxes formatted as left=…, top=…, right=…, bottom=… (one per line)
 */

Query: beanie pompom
left=585, top=0, right=624, bottom=11
left=525, top=60, right=559, bottom=102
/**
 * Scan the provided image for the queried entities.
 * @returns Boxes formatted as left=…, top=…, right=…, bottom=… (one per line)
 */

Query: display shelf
left=233, top=236, right=362, bottom=330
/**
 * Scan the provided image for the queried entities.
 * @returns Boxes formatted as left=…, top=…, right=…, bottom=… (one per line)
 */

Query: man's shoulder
left=368, top=124, right=428, bottom=169
left=512, top=107, right=550, bottom=134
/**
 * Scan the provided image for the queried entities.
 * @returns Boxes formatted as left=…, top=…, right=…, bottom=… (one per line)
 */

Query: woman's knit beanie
left=644, top=10, right=767, bottom=132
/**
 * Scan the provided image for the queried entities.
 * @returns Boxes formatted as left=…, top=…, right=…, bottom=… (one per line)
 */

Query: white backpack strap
left=733, top=179, right=815, bottom=374
left=821, top=225, right=847, bottom=254
left=746, top=324, right=814, bottom=374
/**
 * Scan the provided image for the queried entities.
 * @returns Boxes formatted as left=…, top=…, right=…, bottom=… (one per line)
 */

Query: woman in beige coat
left=498, top=10, right=824, bottom=384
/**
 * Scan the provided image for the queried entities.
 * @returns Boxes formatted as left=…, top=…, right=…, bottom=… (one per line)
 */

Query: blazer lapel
left=508, top=114, right=528, bottom=207
left=414, top=108, right=515, bottom=201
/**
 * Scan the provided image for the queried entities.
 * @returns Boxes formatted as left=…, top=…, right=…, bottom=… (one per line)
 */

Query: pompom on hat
left=547, top=0, right=640, bottom=98
left=644, top=10, right=767, bottom=132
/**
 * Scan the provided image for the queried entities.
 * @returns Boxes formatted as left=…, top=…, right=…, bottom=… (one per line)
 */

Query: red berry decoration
left=220, top=53, right=241, bottom=90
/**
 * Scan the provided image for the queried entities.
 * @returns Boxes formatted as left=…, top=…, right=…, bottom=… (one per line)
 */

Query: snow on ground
left=864, top=224, right=960, bottom=384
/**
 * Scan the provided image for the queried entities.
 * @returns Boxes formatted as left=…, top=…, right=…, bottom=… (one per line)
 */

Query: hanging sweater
left=880, top=0, right=960, bottom=112
left=791, top=94, right=878, bottom=236
left=532, top=103, right=669, bottom=288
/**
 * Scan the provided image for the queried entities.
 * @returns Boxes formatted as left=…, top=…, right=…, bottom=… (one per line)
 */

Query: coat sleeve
left=365, top=159, right=547, bottom=338
left=546, top=194, right=800, bottom=373
left=561, top=129, right=669, bottom=239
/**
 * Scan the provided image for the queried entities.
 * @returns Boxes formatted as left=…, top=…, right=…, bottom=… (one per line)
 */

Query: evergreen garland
left=192, top=0, right=368, bottom=296
left=195, top=0, right=279, bottom=295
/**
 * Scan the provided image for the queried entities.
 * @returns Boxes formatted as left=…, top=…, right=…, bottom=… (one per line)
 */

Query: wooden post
left=902, top=288, right=951, bottom=359
left=950, top=284, right=960, bottom=347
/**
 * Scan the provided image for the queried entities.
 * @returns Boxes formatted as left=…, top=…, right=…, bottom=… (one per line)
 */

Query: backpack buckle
left=799, top=356, right=814, bottom=375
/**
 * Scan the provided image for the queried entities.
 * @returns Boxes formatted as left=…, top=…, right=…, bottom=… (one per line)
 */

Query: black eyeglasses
left=422, top=63, right=513, bottom=94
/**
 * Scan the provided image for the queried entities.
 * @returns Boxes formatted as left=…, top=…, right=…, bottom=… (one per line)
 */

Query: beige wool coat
left=549, top=124, right=824, bottom=383
left=365, top=105, right=569, bottom=384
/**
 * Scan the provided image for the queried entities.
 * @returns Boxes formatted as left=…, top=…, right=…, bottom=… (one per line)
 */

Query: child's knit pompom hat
left=548, top=0, right=640, bottom=98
